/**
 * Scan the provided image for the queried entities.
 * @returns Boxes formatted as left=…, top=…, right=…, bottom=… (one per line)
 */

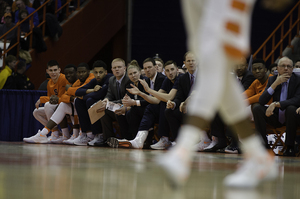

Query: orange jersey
left=243, top=74, right=273, bottom=105
left=40, top=73, right=69, bottom=104
left=60, top=73, right=95, bottom=103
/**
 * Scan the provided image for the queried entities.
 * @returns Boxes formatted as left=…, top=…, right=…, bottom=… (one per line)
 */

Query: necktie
left=150, top=80, right=154, bottom=90
left=190, top=74, right=194, bottom=88
left=278, top=82, right=288, bottom=124
left=116, top=81, right=121, bottom=99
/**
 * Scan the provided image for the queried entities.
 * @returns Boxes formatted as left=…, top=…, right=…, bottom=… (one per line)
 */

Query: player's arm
left=147, top=88, right=177, bottom=103
left=126, top=83, right=160, bottom=104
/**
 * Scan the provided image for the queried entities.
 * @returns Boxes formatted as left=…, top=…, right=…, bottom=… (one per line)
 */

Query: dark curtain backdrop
left=0, top=89, right=47, bottom=141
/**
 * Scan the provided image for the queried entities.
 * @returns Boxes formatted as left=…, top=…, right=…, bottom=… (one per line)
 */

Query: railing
left=253, top=1, right=300, bottom=64
left=0, top=0, right=82, bottom=69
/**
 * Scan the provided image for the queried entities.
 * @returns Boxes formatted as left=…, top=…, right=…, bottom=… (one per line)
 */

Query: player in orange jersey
left=24, top=63, right=95, bottom=144
left=24, top=60, right=69, bottom=143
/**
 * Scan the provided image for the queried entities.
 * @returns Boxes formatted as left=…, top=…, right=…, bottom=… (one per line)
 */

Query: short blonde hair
left=111, top=58, right=125, bottom=66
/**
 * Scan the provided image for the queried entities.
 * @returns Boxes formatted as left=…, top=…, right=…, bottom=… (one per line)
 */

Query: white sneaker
left=63, top=134, right=78, bottom=145
left=87, top=134, right=104, bottom=146
left=118, top=131, right=148, bottom=149
left=196, top=139, right=211, bottom=151
left=150, top=137, right=172, bottom=150
left=50, top=135, right=70, bottom=144
left=48, top=133, right=60, bottom=143
left=74, top=133, right=93, bottom=146
left=223, top=152, right=278, bottom=188
left=156, top=148, right=192, bottom=188
left=23, top=130, right=48, bottom=144
left=203, top=136, right=217, bottom=150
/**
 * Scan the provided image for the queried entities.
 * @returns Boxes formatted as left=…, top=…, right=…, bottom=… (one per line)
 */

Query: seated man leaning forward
left=252, top=57, right=300, bottom=157
left=107, top=60, right=181, bottom=149
left=92, top=58, right=132, bottom=146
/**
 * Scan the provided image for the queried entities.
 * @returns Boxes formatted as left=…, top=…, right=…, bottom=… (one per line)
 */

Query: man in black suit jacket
left=108, top=60, right=180, bottom=149
left=253, top=57, right=300, bottom=156
left=165, top=52, right=198, bottom=140
left=124, top=58, right=165, bottom=140
left=95, top=58, right=132, bottom=145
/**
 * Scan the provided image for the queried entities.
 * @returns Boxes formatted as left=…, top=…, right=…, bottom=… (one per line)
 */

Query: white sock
left=81, top=132, right=87, bottom=137
left=241, top=135, right=268, bottom=157
left=62, top=128, right=70, bottom=138
left=175, top=125, right=203, bottom=152
left=52, top=130, right=59, bottom=137
left=73, top=128, right=79, bottom=137
left=87, top=132, right=94, bottom=139
left=40, top=128, right=50, bottom=136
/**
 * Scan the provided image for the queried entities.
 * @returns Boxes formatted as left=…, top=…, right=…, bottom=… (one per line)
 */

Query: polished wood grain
left=0, top=142, right=299, bottom=199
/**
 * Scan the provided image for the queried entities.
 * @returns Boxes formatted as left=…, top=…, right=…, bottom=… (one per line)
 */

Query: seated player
left=24, top=63, right=78, bottom=143
left=73, top=60, right=113, bottom=146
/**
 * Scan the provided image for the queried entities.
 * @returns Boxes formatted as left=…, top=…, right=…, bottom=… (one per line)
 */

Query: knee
left=58, top=102, right=67, bottom=109
left=252, top=104, right=264, bottom=117
left=165, top=108, right=173, bottom=119
left=32, top=108, right=39, bottom=117
left=86, top=98, right=94, bottom=108
left=285, top=105, right=297, bottom=114
left=44, top=102, right=50, bottom=109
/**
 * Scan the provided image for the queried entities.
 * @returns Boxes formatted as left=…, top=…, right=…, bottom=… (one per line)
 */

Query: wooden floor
left=0, top=142, right=300, bottom=199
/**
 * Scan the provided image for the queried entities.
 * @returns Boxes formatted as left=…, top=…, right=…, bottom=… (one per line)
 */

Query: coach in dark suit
left=253, top=57, right=300, bottom=156
left=96, top=58, right=132, bottom=144
left=165, top=52, right=197, bottom=139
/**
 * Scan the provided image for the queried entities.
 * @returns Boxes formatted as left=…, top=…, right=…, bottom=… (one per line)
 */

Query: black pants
left=138, top=104, right=160, bottom=131
left=75, top=98, right=102, bottom=135
left=100, top=109, right=129, bottom=140
left=165, top=107, right=184, bottom=141
left=210, top=113, right=234, bottom=146
left=252, top=104, right=300, bottom=148
left=126, top=106, right=147, bottom=139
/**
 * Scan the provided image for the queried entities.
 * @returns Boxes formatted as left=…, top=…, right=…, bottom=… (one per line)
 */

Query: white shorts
left=182, top=0, right=256, bottom=124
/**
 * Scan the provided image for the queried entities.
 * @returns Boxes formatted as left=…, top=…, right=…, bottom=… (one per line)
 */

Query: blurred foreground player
left=157, top=0, right=293, bottom=188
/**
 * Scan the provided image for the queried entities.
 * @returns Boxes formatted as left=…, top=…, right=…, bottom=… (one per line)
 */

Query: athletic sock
left=73, top=128, right=79, bottom=137
left=40, top=127, right=51, bottom=136
left=61, top=128, right=70, bottom=138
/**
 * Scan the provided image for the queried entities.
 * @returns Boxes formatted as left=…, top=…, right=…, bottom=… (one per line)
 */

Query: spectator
left=0, top=12, right=17, bottom=42
left=0, top=54, right=16, bottom=89
left=32, top=0, right=61, bottom=21
left=19, top=9, right=29, bottom=33
left=15, top=0, right=39, bottom=27
left=1, top=4, right=14, bottom=24
left=3, top=60, right=34, bottom=89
